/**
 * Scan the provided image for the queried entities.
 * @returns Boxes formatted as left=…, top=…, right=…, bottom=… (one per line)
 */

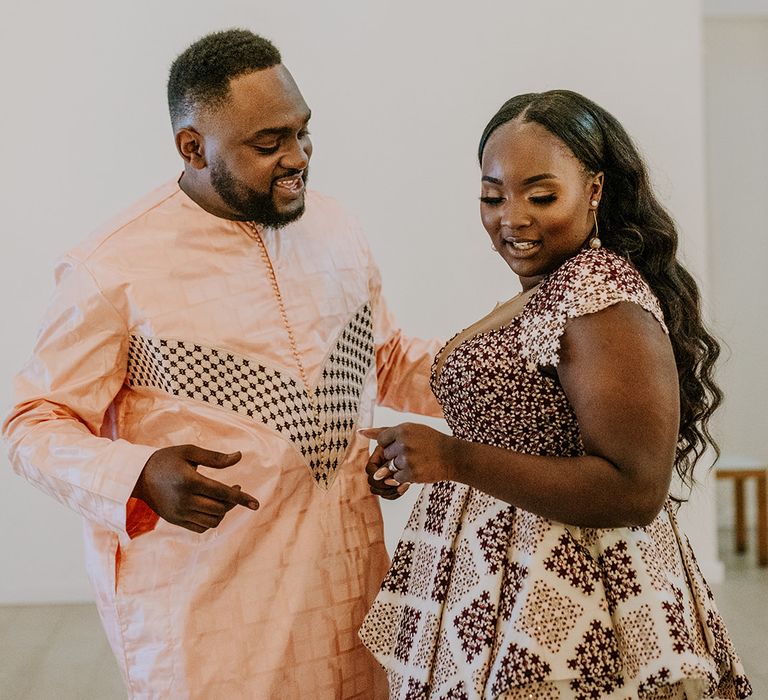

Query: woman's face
left=480, top=119, right=602, bottom=290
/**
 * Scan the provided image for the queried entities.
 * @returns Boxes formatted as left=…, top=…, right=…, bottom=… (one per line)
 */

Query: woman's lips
left=502, top=239, right=541, bottom=255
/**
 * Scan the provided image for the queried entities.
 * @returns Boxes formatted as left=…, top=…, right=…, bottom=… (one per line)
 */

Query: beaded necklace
left=244, top=221, right=311, bottom=394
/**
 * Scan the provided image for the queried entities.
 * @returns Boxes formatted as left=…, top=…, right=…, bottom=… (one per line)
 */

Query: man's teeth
left=275, top=176, right=303, bottom=191
left=507, top=240, right=537, bottom=250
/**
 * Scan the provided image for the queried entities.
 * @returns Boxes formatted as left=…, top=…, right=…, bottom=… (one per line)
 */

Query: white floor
left=1, top=529, right=766, bottom=700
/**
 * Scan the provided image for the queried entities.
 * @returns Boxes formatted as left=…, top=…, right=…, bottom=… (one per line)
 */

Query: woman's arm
left=363, top=301, right=680, bottom=527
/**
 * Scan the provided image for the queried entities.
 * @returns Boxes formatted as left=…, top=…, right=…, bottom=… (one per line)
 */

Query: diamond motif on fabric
left=445, top=541, right=480, bottom=609
left=438, top=683, right=470, bottom=700
left=489, top=642, right=551, bottom=696
left=566, top=619, right=621, bottom=697
left=662, top=586, right=695, bottom=655
left=410, top=542, right=439, bottom=599
left=126, top=304, right=374, bottom=488
left=413, top=611, right=439, bottom=669
left=431, top=546, right=454, bottom=603
left=598, top=539, right=642, bottom=613
left=465, top=489, right=499, bottom=523
left=515, top=580, right=583, bottom=654
left=644, top=515, right=686, bottom=580
left=499, top=561, right=528, bottom=621
left=614, top=604, right=661, bottom=678
left=424, top=481, right=458, bottom=536
left=404, top=677, right=429, bottom=700
left=500, top=682, right=561, bottom=700
left=453, top=590, right=497, bottom=663
left=543, top=532, right=601, bottom=594
left=476, top=506, right=514, bottom=575
left=638, top=667, right=672, bottom=696
left=394, top=605, right=422, bottom=664
left=432, top=630, right=458, bottom=690
left=382, top=540, right=415, bottom=595
left=509, top=510, right=550, bottom=556
left=358, top=600, right=401, bottom=656
left=388, top=671, right=404, bottom=700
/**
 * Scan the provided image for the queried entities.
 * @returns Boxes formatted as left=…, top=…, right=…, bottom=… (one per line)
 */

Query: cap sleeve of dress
left=517, top=249, right=668, bottom=368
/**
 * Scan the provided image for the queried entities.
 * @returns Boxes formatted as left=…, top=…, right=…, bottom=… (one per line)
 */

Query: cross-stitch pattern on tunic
left=127, top=303, right=374, bottom=488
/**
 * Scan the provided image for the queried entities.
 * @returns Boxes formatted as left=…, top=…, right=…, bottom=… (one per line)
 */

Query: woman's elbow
left=623, top=481, right=669, bottom=526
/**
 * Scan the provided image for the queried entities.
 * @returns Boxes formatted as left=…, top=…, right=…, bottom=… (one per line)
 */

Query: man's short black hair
left=168, top=28, right=281, bottom=127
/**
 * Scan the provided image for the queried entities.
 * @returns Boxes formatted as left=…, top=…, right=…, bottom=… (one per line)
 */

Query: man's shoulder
left=66, top=179, right=184, bottom=264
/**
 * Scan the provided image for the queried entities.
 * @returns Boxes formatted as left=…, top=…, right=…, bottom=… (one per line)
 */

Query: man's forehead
left=220, top=66, right=310, bottom=132
left=228, top=66, right=306, bottom=109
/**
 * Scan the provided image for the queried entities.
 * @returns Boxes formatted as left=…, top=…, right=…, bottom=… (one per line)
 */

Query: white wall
left=704, top=18, right=768, bottom=529
left=0, top=0, right=718, bottom=603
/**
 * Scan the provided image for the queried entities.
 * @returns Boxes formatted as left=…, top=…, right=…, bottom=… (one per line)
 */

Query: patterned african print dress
left=359, top=249, right=751, bottom=700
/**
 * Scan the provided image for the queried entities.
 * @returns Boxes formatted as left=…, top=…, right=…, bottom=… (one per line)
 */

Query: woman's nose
left=500, top=199, right=530, bottom=231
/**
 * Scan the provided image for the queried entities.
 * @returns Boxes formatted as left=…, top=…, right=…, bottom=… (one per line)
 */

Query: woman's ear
left=590, top=171, right=605, bottom=204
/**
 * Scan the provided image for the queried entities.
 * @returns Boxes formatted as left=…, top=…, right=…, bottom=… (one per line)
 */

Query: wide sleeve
left=365, top=246, right=444, bottom=419
left=2, top=256, right=157, bottom=538
left=518, top=249, right=669, bottom=367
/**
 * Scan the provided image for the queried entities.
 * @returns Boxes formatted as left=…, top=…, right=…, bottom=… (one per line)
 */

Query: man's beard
left=210, top=159, right=307, bottom=228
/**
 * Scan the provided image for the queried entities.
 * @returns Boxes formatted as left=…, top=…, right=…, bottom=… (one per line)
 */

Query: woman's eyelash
left=480, top=195, right=557, bottom=205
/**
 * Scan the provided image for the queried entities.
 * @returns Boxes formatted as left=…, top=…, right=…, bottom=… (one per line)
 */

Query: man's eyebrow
left=248, top=111, right=312, bottom=139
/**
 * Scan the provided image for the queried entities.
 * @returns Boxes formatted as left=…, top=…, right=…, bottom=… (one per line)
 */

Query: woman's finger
left=365, top=445, right=389, bottom=476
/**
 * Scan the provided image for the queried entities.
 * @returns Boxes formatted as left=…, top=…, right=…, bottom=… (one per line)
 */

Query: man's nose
left=281, top=136, right=311, bottom=171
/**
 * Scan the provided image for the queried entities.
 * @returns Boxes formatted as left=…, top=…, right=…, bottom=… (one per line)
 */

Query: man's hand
left=132, top=445, right=259, bottom=533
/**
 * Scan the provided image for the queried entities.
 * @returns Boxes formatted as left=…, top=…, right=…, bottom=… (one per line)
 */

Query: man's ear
left=175, top=128, right=206, bottom=169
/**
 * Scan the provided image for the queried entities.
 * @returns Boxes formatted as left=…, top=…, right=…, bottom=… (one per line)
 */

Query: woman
left=358, top=91, right=751, bottom=699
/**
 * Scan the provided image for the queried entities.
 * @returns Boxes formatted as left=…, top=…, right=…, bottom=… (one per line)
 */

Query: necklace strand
left=245, top=222, right=311, bottom=393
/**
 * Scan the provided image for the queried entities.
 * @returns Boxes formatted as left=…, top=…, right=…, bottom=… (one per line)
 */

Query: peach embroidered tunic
left=3, top=181, right=441, bottom=699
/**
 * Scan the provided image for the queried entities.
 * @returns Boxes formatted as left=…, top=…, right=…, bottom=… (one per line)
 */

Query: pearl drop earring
left=589, top=201, right=601, bottom=249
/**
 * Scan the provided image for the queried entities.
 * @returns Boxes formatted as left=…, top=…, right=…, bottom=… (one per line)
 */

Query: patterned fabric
left=126, top=303, right=374, bottom=487
left=359, top=249, right=751, bottom=699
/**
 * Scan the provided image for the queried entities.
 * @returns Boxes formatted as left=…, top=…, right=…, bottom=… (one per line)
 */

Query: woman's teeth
left=508, top=240, right=537, bottom=250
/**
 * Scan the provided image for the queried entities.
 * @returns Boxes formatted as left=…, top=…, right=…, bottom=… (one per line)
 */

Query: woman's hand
left=359, top=423, right=460, bottom=498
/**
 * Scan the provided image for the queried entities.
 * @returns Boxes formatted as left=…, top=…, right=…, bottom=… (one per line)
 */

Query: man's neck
left=178, top=171, right=239, bottom=221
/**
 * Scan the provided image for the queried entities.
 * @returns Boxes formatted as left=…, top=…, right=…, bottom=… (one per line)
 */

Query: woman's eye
left=479, top=196, right=503, bottom=205
left=530, top=194, right=556, bottom=204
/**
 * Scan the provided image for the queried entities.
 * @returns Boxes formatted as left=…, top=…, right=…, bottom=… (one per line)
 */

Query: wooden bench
left=715, top=465, right=767, bottom=567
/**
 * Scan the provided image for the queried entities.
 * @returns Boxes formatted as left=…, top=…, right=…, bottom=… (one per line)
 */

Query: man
left=3, top=29, right=440, bottom=699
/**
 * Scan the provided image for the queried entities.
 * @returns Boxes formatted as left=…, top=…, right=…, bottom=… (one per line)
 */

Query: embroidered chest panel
left=432, top=321, right=583, bottom=457
left=126, top=303, right=375, bottom=488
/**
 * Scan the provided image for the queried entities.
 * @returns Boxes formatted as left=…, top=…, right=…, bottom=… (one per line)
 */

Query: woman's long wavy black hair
left=479, top=90, right=722, bottom=491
